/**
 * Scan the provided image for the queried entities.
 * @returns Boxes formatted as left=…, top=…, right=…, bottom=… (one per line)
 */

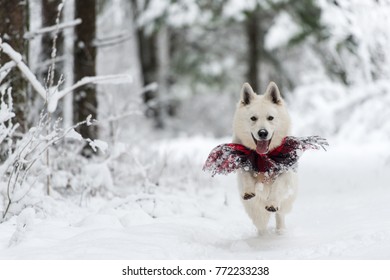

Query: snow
left=8, top=208, right=35, bottom=247
left=0, top=137, right=389, bottom=259
left=83, top=163, right=114, bottom=191
left=136, top=0, right=205, bottom=29
left=223, top=0, right=257, bottom=21
left=0, top=104, right=14, bottom=124
left=317, top=0, right=390, bottom=84
left=289, top=81, right=390, bottom=144
left=166, top=1, right=203, bottom=28
left=2, top=0, right=390, bottom=262
left=87, top=139, right=108, bottom=153
left=264, top=12, right=300, bottom=50
left=65, top=128, right=83, bottom=141
left=2, top=33, right=133, bottom=114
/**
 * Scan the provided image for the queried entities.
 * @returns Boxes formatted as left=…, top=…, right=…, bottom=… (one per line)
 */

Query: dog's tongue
left=256, top=140, right=269, bottom=155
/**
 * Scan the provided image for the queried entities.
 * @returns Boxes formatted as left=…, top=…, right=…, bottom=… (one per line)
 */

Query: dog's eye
left=267, top=116, right=274, bottom=121
left=250, top=116, right=257, bottom=121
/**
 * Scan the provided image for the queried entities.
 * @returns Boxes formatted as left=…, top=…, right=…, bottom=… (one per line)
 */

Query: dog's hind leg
left=275, top=212, right=286, bottom=233
left=254, top=210, right=271, bottom=235
left=242, top=199, right=271, bottom=234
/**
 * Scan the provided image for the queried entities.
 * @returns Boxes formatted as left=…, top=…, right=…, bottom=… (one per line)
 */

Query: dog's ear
left=240, top=83, right=256, bottom=105
left=264, top=81, right=282, bottom=105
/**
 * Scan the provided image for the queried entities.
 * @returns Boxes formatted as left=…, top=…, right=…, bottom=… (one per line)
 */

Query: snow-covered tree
left=222, top=0, right=326, bottom=92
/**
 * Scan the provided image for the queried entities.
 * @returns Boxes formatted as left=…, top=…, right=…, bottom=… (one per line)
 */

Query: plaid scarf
left=203, top=136, right=328, bottom=181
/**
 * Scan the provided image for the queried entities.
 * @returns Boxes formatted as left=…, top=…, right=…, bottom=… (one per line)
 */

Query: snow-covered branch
left=24, top=18, right=82, bottom=40
left=1, top=38, right=133, bottom=113
left=0, top=61, right=16, bottom=74
left=93, top=30, right=133, bottom=48
left=58, top=74, right=133, bottom=99
left=0, top=40, right=47, bottom=100
left=0, top=61, right=17, bottom=83
left=47, top=74, right=133, bottom=112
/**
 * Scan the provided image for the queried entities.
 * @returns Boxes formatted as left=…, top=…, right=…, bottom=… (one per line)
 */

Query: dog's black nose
left=258, top=129, right=268, bottom=139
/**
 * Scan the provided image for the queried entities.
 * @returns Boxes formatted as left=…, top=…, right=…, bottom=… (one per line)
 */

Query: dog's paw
left=275, top=228, right=286, bottom=235
left=243, top=193, right=256, bottom=200
left=265, top=205, right=279, bottom=212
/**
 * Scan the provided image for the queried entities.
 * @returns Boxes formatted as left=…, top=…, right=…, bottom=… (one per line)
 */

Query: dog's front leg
left=264, top=180, right=284, bottom=213
left=238, top=173, right=256, bottom=200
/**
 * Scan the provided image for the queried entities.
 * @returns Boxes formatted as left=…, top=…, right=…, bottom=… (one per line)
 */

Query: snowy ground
left=0, top=137, right=389, bottom=259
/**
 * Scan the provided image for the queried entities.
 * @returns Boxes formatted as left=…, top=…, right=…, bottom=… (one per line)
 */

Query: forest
left=0, top=0, right=389, bottom=260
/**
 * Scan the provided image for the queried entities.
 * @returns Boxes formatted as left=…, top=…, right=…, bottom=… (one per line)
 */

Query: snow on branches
left=0, top=38, right=133, bottom=113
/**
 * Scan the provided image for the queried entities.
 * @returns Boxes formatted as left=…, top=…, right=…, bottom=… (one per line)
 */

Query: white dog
left=232, top=82, right=298, bottom=234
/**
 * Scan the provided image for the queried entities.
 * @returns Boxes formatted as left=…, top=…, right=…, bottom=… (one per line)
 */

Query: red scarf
left=203, top=136, right=328, bottom=181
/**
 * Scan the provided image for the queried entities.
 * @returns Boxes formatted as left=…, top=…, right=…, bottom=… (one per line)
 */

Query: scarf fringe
left=203, top=135, right=328, bottom=179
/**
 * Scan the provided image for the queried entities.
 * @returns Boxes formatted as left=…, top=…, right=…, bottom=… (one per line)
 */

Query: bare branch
left=48, top=74, right=133, bottom=112
left=23, top=18, right=82, bottom=40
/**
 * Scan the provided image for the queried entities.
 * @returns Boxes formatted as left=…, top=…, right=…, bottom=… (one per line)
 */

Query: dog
left=232, top=82, right=298, bottom=234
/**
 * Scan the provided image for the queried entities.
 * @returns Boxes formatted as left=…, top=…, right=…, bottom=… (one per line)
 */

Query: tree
left=130, top=0, right=213, bottom=128
left=245, top=7, right=263, bottom=93
left=73, top=0, right=98, bottom=146
left=130, top=0, right=161, bottom=127
left=0, top=0, right=29, bottom=133
left=238, top=0, right=325, bottom=92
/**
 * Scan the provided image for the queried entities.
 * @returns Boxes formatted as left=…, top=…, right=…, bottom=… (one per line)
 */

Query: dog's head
left=233, top=82, right=291, bottom=154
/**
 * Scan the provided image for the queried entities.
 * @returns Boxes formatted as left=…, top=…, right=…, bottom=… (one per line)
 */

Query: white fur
left=232, top=82, right=298, bottom=234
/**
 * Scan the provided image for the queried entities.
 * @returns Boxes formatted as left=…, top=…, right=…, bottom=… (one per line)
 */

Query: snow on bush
left=0, top=88, right=18, bottom=158
left=8, top=207, right=35, bottom=247
left=318, top=0, right=390, bottom=84
left=0, top=101, right=114, bottom=220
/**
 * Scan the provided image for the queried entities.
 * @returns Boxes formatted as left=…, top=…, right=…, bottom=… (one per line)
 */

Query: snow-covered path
left=0, top=138, right=389, bottom=259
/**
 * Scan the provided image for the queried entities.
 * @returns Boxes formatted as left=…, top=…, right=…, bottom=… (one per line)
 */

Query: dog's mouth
left=251, top=133, right=272, bottom=155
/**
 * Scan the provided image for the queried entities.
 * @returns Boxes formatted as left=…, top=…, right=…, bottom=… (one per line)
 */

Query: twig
left=47, top=74, right=133, bottom=112
left=3, top=166, right=16, bottom=219
left=2, top=113, right=92, bottom=220
left=57, top=74, right=133, bottom=99
left=34, top=55, right=66, bottom=71
left=24, top=18, right=82, bottom=39
left=45, top=2, right=65, bottom=195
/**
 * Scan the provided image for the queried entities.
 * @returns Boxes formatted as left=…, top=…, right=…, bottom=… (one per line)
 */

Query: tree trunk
left=138, top=29, right=160, bottom=126
left=130, top=0, right=161, bottom=127
left=0, top=0, right=29, bottom=133
left=156, top=24, right=170, bottom=128
left=62, top=0, right=75, bottom=128
left=73, top=0, right=97, bottom=145
left=245, top=8, right=262, bottom=93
